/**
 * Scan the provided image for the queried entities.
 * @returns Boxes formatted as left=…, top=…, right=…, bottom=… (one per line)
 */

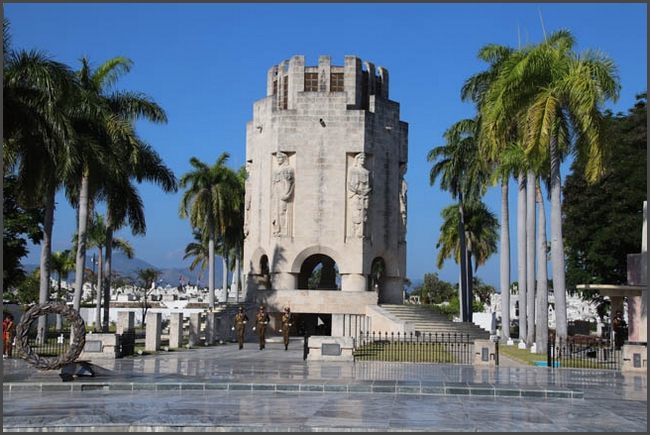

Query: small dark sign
left=481, top=347, right=489, bottom=362
left=633, top=353, right=641, bottom=368
left=322, top=343, right=341, bottom=356
left=84, top=340, right=103, bottom=352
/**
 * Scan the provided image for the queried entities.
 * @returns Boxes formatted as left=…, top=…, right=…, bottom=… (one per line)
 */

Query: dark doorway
left=298, top=254, right=340, bottom=290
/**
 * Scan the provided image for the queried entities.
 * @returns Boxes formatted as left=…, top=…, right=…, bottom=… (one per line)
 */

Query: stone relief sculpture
left=347, top=152, right=372, bottom=238
left=272, top=152, right=294, bottom=237
left=399, top=163, right=407, bottom=240
left=244, top=161, right=252, bottom=238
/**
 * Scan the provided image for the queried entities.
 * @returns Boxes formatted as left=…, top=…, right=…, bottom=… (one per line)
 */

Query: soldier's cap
left=238, top=306, right=244, bottom=311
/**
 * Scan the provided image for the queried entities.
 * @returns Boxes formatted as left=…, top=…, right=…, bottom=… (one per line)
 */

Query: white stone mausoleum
left=243, top=55, right=408, bottom=336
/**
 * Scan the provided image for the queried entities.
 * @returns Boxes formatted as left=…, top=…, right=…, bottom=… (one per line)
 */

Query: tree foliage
left=563, top=93, right=647, bottom=299
left=415, top=273, right=456, bottom=304
left=2, top=175, right=44, bottom=290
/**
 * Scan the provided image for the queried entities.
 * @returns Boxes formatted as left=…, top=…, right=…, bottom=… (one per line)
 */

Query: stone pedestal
left=307, top=336, right=354, bottom=361
left=145, top=312, right=162, bottom=352
left=169, top=313, right=183, bottom=349
left=473, top=339, right=498, bottom=366
left=77, top=333, right=119, bottom=360
left=189, top=313, right=201, bottom=347
left=622, top=344, right=647, bottom=373
left=116, top=311, right=134, bottom=334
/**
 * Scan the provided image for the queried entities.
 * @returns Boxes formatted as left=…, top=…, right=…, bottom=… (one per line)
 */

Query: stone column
left=117, top=311, right=134, bottom=335
left=273, top=272, right=296, bottom=290
left=473, top=339, right=497, bottom=366
left=145, top=312, right=161, bottom=352
left=341, top=273, right=366, bottom=292
left=205, top=312, right=218, bottom=345
left=331, top=314, right=344, bottom=336
left=169, top=313, right=183, bottom=349
left=189, top=313, right=201, bottom=347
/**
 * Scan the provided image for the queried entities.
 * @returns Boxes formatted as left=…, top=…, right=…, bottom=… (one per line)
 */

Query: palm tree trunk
left=56, top=273, right=63, bottom=332
left=208, top=224, right=215, bottom=308
left=103, top=222, right=114, bottom=332
left=94, top=247, right=103, bottom=332
left=37, top=184, right=56, bottom=344
left=526, top=170, right=536, bottom=346
left=549, top=137, right=568, bottom=341
left=467, top=250, right=474, bottom=322
left=517, top=173, right=527, bottom=342
left=500, top=178, right=511, bottom=340
left=535, top=181, right=549, bottom=354
left=73, top=173, right=90, bottom=312
left=458, top=194, right=469, bottom=322
left=222, top=254, right=228, bottom=303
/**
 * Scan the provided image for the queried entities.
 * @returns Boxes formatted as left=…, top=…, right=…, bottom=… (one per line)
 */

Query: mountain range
left=24, top=252, right=224, bottom=288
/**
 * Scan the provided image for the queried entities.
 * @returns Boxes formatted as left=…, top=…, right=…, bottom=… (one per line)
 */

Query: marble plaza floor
left=2, top=340, right=647, bottom=431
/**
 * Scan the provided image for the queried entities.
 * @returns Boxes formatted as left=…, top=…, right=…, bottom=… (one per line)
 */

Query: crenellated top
left=266, top=55, right=389, bottom=111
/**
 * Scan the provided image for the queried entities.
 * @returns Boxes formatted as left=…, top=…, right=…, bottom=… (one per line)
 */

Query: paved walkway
left=3, top=341, right=647, bottom=431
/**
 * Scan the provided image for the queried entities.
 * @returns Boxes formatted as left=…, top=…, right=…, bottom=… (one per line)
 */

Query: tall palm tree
left=179, top=153, right=239, bottom=307
left=436, top=200, right=499, bottom=315
left=4, top=24, right=78, bottom=341
left=69, top=56, right=167, bottom=313
left=100, top=138, right=176, bottom=331
left=80, top=213, right=134, bottom=331
left=428, top=118, right=489, bottom=321
left=535, top=180, right=549, bottom=353
left=480, top=30, right=620, bottom=339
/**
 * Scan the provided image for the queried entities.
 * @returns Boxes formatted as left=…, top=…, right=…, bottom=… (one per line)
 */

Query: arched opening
left=298, top=254, right=341, bottom=290
left=369, top=257, right=387, bottom=301
left=259, top=255, right=270, bottom=288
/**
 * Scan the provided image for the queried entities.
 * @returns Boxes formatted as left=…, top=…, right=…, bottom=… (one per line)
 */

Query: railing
left=548, top=336, right=622, bottom=370
left=19, top=329, right=71, bottom=358
left=354, top=331, right=473, bottom=364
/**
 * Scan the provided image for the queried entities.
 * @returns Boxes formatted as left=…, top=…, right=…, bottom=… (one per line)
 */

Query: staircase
left=379, top=304, right=490, bottom=341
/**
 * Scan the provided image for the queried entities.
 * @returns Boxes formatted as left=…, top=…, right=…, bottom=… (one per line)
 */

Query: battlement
left=266, top=55, right=389, bottom=111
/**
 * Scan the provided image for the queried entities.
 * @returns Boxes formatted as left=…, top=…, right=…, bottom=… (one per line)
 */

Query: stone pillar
left=622, top=344, right=647, bottom=372
left=272, top=272, right=296, bottom=290
left=117, top=311, right=134, bottom=335
left=145, top=312, right=161, bottom=352
left=344, top=56, right=362, bottom=108
left=331, top=314, right=344, bottom=336
left=168, top=313, right=183, bottom=349
left=189, top=313, right=201, bottom=347
left=473, top=339, right=498, bottom=366
left=341, top=273, right=366, bottom=292
left=205, top=312, right=218, bottom=345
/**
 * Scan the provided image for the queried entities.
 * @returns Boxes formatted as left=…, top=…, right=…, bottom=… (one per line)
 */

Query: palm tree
left=436, top=200, right=499, bottom=316
left=184, top=229, right=210, bottom=278
left=179, top=153, right=240, bottom=308
left=480, top=30, right=620, bottom=339
left=50, top=249, right=75, bottom=331
left=81, top=213, right=134, bottom=331
left=4, top=24, right=78, bottom=341
left=428, top=118, right=489, bottom=321
left=69, top=56, right=167, bottom=313
left=535, top=180, right=549, bottom=353
left=100, top=139, right=176, bottom=331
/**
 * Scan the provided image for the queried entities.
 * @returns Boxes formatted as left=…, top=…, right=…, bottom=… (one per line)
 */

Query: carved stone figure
left=348, top=152, right=371, bottom=238
left=244, top=161, right=252, bottom=238
left=399, top=164, right=407, bottom=240
left=272, top=152, right=294, bottom=237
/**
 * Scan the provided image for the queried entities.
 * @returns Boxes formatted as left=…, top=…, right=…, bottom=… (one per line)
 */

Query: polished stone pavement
left=2, top=341, right=647, bottom=431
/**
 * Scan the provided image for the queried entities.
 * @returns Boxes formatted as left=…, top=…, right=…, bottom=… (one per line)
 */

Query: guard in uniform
left=233, top=306, right=248, bottom=350
left=254, top=305, right=270, bottom=350
left=280, top=307, right=292, bottom=351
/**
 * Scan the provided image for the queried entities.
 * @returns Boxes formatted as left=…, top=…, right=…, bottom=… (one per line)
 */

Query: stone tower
left=243, top=55, right=408, bottom=335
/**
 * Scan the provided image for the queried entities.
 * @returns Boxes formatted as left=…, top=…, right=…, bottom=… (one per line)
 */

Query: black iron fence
left=354, top=331, right=473, bottom=364
left=548, top=336, right=622, bottom=370
left=18, top=329, right=71, bottom=358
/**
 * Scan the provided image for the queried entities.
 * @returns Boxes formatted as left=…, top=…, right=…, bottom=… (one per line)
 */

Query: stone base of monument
left=307, top=336, right=354, bottom=362
left=622, top=343, right=647, bottom=372
left=59, top=361, right=95, bottom=382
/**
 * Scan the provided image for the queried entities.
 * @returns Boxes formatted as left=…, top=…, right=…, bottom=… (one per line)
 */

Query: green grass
left=354, top=341, right=467, bottom=363
left=498, top=344, right=547, bottom=366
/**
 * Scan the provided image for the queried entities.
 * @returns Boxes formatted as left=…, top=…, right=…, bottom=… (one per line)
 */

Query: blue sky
left=8, top=3, right=647, bottom=288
